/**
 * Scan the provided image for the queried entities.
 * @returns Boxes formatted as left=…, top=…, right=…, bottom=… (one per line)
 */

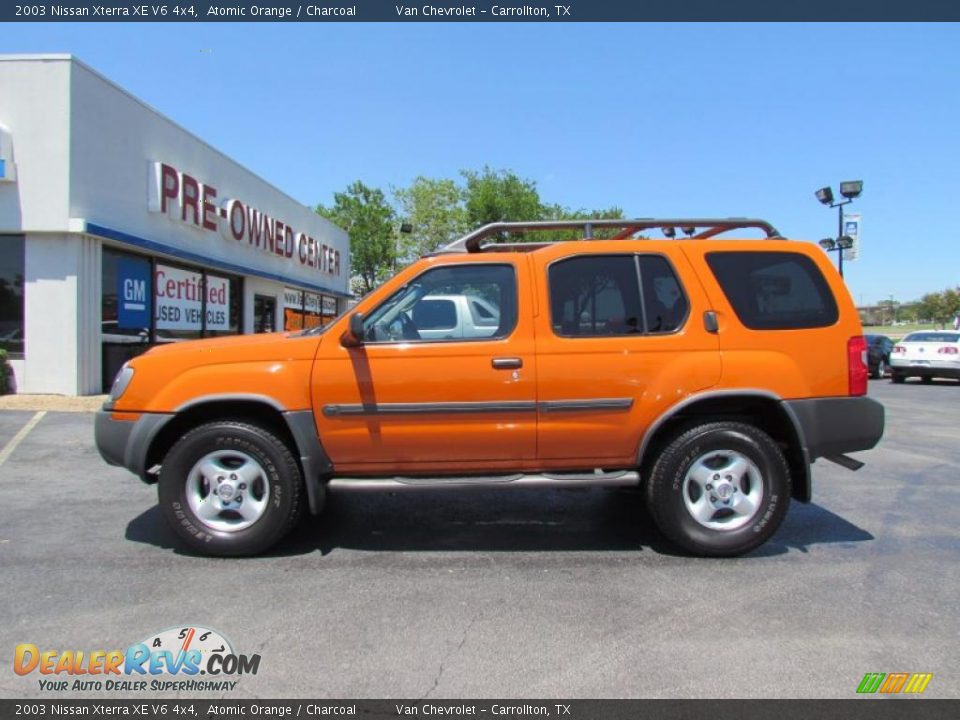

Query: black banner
left=1, top=700, right=958, bottom=720
left=5, top=0, right=960, bottom=22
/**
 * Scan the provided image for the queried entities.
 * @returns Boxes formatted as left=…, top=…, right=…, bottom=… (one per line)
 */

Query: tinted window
left=413, top=299, right=457, bottom=330
left=905, top=332, right=960, bottom=343
left=640, top=255, right=688, bottom=333
left=549, top=255, right=643, bottom=337
left=0, top=235, right=25, bottom=358
left=363, top=264, right=516, bottom=343
left=706, top=251, right=838, bottom=330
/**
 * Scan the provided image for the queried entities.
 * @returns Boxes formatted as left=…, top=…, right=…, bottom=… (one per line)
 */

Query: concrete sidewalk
left=0, top=394, right=107, bottom=412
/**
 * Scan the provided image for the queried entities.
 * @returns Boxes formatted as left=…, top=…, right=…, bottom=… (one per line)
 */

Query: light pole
left=814, top=180, right=862, bottom=278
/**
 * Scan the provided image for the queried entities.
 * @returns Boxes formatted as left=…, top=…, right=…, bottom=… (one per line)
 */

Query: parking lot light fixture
left=814, top=180, right=863, bottom=278
left=815, top=187, right=834, bottom=205
left=840, top=181, right=863, bottom=199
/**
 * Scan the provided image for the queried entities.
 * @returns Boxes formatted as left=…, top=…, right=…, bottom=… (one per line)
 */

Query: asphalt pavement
left=0, top=378, right=957, bottom=699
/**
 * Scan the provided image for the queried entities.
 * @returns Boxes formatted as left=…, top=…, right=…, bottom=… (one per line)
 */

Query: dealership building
left=0, top=54, right=351, bottom=395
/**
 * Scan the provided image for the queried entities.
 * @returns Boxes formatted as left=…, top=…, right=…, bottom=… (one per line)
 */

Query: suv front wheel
left=158, top=421, right=304, bottom=557
left=646, top=422, right=791, bottom=557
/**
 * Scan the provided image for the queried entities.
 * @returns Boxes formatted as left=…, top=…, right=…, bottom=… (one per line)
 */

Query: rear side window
left=706, top=251, right=838, bottom=330
left=548, top=254, right=688, bottom=337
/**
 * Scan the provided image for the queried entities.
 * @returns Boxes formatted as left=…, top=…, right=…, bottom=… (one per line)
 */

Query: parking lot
left=0, top=378, right=957, bottom=699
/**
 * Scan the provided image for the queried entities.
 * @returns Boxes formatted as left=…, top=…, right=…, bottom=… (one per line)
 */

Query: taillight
left=893, top=345, right=906, bottom=354
left=938, top=346, right=959, bottom=355
left=848, top=336, right=868, bottom=396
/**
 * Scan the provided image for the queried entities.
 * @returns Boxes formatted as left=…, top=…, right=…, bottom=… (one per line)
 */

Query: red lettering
left=246, top=207, right=263, bottom=248
left=202, top=185, right=218, bottom=231
left=228, top=200, right=245, bottom=241
left=263, top=217, right=275, bottom=251
left=160, top=164, right=179, bottom=217
left=334, top=250, right=341, bottom=276
left=297, top=233, right=308, bottom=265
left=284, top=225, right=294, bottom=259
left=180, top=174, right=201, bottom=226
left=274, top=222, right=285, bottom=255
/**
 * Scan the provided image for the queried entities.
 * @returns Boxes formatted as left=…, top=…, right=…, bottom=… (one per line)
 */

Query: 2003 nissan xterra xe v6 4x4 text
left=96, top=218, right=885, bottom=557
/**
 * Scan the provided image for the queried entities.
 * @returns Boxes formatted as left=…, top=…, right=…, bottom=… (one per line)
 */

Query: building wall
left=66, top=59, right=349, bottom=297
left=0, top=55, right=352, bottom=395
left=0, top=57, right=71, bottom=233
left=21, top=232, right=100, bottom=395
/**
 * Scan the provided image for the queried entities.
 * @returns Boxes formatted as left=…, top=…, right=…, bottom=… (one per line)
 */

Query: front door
left=314, top=259, right=536, bottom=475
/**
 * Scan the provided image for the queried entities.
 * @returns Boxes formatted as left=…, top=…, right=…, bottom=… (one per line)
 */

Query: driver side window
left=362, top=264, right=518, bottom=344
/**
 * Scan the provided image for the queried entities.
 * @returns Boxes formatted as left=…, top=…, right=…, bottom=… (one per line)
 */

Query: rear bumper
left=94, top=410, right=174, bottom=481
left=783, top=396, right=885, bottom=461
left=890, top=359, right=960, bottom=377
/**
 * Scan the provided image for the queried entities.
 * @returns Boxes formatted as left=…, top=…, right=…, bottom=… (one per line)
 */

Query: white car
left=890, top=330, right=960, bottom=384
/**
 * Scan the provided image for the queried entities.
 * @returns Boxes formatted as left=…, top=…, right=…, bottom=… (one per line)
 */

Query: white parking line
left=0, top=411, right=46, bottom=468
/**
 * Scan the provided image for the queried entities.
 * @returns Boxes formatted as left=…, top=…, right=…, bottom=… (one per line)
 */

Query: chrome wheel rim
left=185, top=450, right=270, bottom=533
left=682, top=450, right=764, bottom=531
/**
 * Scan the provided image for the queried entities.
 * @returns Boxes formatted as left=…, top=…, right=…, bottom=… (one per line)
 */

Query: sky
left=8, top=22, right=960, bottom=306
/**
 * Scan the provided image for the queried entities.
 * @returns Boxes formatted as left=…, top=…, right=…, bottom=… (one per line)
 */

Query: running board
left=327, top=470, right=640, bottom=492
left=824, top=454, right=865, bottom=471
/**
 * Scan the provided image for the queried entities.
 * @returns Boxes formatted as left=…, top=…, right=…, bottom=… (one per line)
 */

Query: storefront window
left=0, top=235, right=25, bottom=358
left=284, top=287, right=338, bottom=330
left=102, top=248, right=243, bottom=388
left=102, top=248, right=151, bottom=389
left=254, top=295, right=277, bottom=333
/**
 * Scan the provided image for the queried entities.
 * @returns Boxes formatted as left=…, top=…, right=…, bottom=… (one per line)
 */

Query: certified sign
left=155, top=264, right=230, bottom=331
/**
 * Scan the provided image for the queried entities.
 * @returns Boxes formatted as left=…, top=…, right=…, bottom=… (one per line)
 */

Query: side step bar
left=327, top=470, right=640, bottom=493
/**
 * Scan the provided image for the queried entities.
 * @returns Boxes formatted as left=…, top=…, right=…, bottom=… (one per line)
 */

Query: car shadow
left=125, top=488, right=874, bottom=559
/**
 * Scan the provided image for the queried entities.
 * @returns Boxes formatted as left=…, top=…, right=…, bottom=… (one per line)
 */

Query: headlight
left=109, top=365, right=135, bottom=403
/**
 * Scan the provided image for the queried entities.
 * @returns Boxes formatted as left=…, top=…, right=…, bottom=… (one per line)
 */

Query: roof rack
left=441, top=218, right=783, bottom=254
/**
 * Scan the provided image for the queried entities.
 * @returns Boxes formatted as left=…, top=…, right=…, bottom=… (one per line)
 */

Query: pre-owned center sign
left=147, top=162, right=342, bottom=279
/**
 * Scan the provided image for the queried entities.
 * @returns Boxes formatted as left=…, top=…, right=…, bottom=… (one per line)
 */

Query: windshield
left=904, top=332, right=960, bottom=343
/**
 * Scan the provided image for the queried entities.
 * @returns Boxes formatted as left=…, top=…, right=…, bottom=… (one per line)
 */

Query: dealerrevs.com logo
left=14, top=626, right=260, bottom=693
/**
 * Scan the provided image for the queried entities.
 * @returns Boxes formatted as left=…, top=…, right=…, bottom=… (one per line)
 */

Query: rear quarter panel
left=681, top=241, right=862, bottom=399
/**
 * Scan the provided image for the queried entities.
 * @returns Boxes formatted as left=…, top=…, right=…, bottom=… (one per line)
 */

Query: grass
left=862, top=323, right=948, bottom=341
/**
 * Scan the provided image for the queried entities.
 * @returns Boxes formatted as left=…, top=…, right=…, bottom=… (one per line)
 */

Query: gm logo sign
left=857, top=672, right=933, bottom=694
left=123, top=276, right=147, bottom=311
left=116, top=256, right=151, bottom=328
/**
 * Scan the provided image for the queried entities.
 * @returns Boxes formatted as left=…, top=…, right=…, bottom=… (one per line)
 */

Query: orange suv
left=95, top=218, right=885, bottom=557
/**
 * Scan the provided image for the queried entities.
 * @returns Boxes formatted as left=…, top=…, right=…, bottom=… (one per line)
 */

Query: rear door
left=532, top=243, right=721, bottom=466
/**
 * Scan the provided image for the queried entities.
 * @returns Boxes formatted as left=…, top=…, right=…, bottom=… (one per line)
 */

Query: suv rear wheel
left=158, top=421, right=304, bottom=557
left=646, top=421, right=790, bottom=557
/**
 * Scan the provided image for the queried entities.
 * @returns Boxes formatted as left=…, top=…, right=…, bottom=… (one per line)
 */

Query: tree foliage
left=316, top=181, right=397, bottom=296
left=918, top=288, right=960, bottom=328
left=461, top=167, right=542, bottom=227
left=317, top=168, right=632, bottom=294
left=394, top=176, right=468, bottom=262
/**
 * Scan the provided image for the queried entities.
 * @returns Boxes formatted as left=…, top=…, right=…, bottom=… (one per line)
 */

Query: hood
left=141, top=331, right=322, bottom=363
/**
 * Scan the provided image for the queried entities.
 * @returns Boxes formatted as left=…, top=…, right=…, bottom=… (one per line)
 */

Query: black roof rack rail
left=440, top=218, right=783, bottom=254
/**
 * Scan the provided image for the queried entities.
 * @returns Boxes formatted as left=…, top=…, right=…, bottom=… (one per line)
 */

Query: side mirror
left=341, top=312, right=365, bottom=348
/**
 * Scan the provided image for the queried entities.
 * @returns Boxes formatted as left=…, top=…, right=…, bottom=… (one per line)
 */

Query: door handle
left=491, top=357, right=523, bottom=370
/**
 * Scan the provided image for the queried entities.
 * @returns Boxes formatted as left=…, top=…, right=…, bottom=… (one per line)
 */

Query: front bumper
left=95, top=410, right=174, bottom=481
left=783, top=396, right=885, bottom=461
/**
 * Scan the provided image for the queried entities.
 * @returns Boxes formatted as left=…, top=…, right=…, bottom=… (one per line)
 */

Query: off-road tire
left=645, top=421, right=791, bottom=557
left=158, top=421, right=304, bottom=557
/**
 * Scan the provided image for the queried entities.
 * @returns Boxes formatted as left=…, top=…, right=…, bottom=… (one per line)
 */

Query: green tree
left=394, top=176, right=468, bottom=262
left=917, top=288, right=960, bottom=328
left=461, top=167, right=543, bottom=227
left=539, top=203, right=627, bottom=240
left=317, top=181, right=397, bottom=296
